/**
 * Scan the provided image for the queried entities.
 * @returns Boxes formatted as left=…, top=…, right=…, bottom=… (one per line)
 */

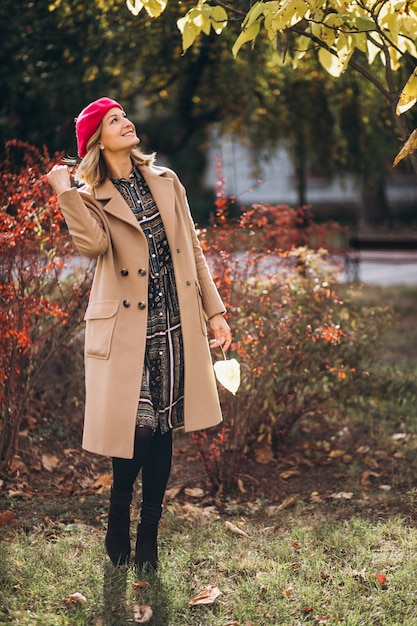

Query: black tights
left=112, top=426, right=173, bottom=504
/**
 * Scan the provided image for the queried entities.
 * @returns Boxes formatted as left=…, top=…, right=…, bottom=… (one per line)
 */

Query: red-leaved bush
left=193, top=158, right=391, bottom=493
left=0, top=141, right=92, bottom=468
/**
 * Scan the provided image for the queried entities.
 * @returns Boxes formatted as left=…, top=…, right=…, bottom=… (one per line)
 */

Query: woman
left=47, top=97, right=232, bottom=570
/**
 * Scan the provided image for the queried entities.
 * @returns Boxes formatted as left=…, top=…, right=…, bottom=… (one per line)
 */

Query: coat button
left=138, top=301, right=146, bottom=310
left=186, top=280, right=191, bottom=286
left=123, top=299, right=131, bottom=307
left=121, top=268, right=129, bottom=276
left=176, top=248, right=181, bottom=253
left=138, top=268, right=147, bottom=276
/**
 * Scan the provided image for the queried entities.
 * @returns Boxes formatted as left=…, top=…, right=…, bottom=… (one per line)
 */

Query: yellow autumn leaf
left=178, top=12, right=202, bottom=52
left=397, top=69, right=417, bottom=115
left=210, top=5, right=228, bottom=34
left=232, top=22, right=261, bottom=57
left=318, top=47, right=346, bottom=77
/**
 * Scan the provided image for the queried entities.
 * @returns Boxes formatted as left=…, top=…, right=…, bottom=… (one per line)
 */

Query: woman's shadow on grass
left=102, top=562, right=170, bottom=625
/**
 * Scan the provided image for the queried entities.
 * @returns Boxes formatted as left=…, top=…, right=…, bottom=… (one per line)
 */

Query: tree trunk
left=359, top=176, right=391, bottom=228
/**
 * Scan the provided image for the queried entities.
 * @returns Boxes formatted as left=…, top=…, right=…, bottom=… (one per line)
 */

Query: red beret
left=75, top=97, right=123, bottom=158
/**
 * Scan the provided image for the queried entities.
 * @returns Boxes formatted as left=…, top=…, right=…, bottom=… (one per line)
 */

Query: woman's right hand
left=46, top=164, right=72, bottom=195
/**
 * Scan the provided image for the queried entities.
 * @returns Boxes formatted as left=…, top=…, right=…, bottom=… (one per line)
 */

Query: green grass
left=2, top=511, right=417, bottom=625
left=3, top=284, right=417, bottom=625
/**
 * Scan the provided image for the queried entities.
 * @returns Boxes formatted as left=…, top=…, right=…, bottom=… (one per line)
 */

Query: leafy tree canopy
left=126, top=0, right=417, bottom=171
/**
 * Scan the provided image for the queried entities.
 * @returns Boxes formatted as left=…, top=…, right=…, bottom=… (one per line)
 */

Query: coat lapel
left=94, top=178, right=140, bottom=231
left=140, top=165, right=176, bottom=248
left=93, top=168, right=176, bottom=247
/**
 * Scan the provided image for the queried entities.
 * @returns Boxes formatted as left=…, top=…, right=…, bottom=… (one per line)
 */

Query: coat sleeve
left=56, top=187, right=109, bottom=258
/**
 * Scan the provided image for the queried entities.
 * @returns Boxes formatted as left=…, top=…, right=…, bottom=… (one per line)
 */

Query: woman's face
left=99, top=107, right=139, bottom=154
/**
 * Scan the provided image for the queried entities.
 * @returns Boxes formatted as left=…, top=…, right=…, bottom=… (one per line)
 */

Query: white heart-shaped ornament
left=213, top=358, right=240, bottom=395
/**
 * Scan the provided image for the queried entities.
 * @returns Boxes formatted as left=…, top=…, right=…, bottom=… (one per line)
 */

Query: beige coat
left=57, top=164, right=225, bottom=458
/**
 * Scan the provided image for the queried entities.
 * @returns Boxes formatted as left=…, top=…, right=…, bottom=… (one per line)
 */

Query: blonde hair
left=75, top=122, right=156, bottom=188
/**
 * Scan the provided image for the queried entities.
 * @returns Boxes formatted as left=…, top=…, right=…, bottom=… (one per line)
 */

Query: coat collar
left=92, top=164, right=176, bottom=245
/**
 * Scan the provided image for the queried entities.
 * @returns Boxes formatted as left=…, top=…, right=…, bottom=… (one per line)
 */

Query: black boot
left=105, top=486, right=132, bottom=566
left=134, top=501, right=162, bottom=571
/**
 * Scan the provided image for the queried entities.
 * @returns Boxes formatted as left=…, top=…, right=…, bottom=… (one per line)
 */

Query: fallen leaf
left=189, top=585, right=222, bottom=606
left=225, top=520, right=250, bottom=537
left=0, top=510, right=17, bottom=527
left=361, top=470, right=380, bottom=486
left=363, top=455, right=379, bottom=469
left=184, top=487, right=205, bottom=498
left=66, top=592, right=88, bottom=605
left=237, top=478, right=246, bottom=493
left=93, top=473, right=112, bottom=491
left=9, top=455, right=28, bottom=475
left=280, top=469, right=301, bottom=479
left=277, top=495, right=298, bottom=511
left=133, top=604, right=153, bottom=623
left=375, top=572, right=387, bottom=585
left=132, top=580, right=151, bottom=591
left=282, top=586, right=293, bottom=597
left=255, top=442, right=274, bottom=464
left=318, top=570, right=329, bottom=581
left=329, top=449, right=345, bottom=458
left=41, top=454, right=60, bottom=472
left=328, top=491, right=353, bottom=500
left=164, top=485, right=182, bottom=499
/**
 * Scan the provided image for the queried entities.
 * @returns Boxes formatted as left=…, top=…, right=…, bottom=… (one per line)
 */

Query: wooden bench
left=345, top=234, right=417, bottom=281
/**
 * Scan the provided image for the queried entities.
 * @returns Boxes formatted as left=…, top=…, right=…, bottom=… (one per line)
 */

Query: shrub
left=193, top=161, right=391, bottom=494
left=0, top=141, right=92, bottom=469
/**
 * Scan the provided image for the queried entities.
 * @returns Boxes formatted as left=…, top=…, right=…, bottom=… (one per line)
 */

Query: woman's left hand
left=209, top=314, right=232, bottom=352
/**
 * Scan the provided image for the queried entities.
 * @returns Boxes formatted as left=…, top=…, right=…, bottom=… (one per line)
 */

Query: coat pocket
left=84, top=300, right=119, bottom=359
left=195, top=280, right=208, bottom=336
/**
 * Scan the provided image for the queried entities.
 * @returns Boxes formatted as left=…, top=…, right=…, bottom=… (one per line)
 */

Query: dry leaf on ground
left=255, top=442, right=274, bottom=464
left=132, top=580, right=151, bottom=591
left=277, top=495, right=298, bottom=510
left=361, top=470, right=380, bottom=486
left=65, top=592, right=87, bottom=605
left=164, top=485, right=182, bottom=499
left=375, top=572, right=387, bottom=586
left=225, top=520, right=250, bottom=537
left=133, top=604, right=153, bottom=623
left=0, top=510, right=17, bottom=527
left=184, top=487, right=205, bottom=498
left=328, top=491, right=353, bottom=500
left=280, top=469, right=301, bottom=479
left=94, top=473, right=112, bottom=491
left=189, top=585, right=223, bottom=606
left=329, top=449, right=345, bottom=458
left=9, top=455, right=29, bottom=475
left=41, top=454, right=60, bottom=472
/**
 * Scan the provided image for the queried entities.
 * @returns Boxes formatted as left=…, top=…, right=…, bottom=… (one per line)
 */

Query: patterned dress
left=111, top=167, right=184, bottom=433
